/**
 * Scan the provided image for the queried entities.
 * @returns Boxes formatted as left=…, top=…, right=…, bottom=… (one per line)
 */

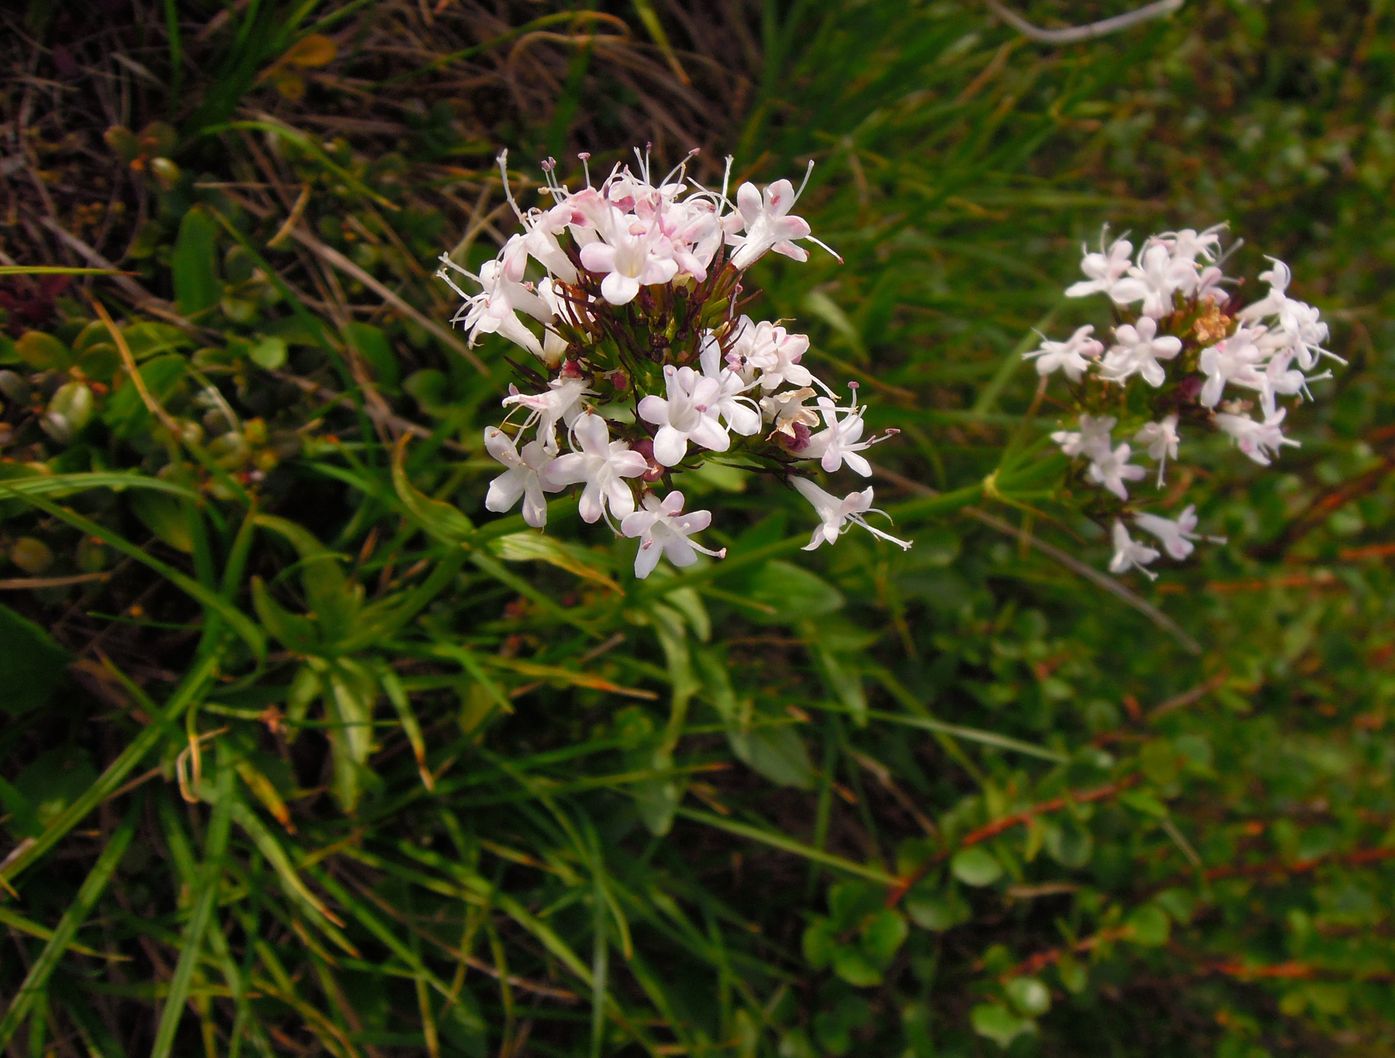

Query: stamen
left=496, top=150, right=524, bottom=221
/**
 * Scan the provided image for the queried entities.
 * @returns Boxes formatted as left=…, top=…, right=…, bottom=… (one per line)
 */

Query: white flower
left=483, top=428, right=560, bottom=528
left=1086, top=442, right=1147, bottom=500
left=1023, top=325, right=1103, bottom=382
left=1109, top=242, right=1196, bottom=318
left=620, top=491, right=726, bottom=579
left=1108, top=520, right=1159, bottom=579
left=544, top=412, right=648, bottom=523
left=578, top=211, right=680, bottom=306
left=1214, top=407, right=1300, bottom=466
left=501, top=376, right=591, bottom=454
left=1065, top=234, right=1133, bottom=299
left=1052, top=413, right=1115, bottom=460
left=1134, top=414, right=1180, bottom=485
left=1198, top=327, right=1265, bottom=407
left=726, top=318, right=817, bottom=392
left=699, top=335, right=761, bottom=437
left=792, top=477, right=912, bottom=552
left=1100, top=317, right=1182, bottom=387
left=801, top=391, right=892, bottom=477
left=726, top=166, right=836, bottom=269
left=637, top=365, right=731, bottom=467
left=1133, top=505, right=1205, bottom=561
left=439, top=254, right=550, bottom=356
left=760, top=387, right=820, bottom=439
left=1150, top=224, right=1225, bottom=265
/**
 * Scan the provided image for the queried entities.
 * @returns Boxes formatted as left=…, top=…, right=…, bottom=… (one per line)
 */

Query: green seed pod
left=40, top=411, right=72, bottom=444
left=150, top=156, right=181, bottom=191
left=50, top=381, right=95, bottom=432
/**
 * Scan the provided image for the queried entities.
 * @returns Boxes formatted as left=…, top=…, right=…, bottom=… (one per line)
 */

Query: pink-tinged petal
left=621, top=510, right=656, bottom=538
left=522, top=483, right=548, bottom=528
left=771, top=241, right=810, bottom=263
left=677, top=509, right=711, bottom=532
left=484, top=428, right=517, bottom=463
left=600, top=272, right=640, bottom=306
left=776, top=215, right=811, bottom=239
left=735, top=182, right=762, bottom=226
left=579, top=242, right=617, bottom=273
left=638, top=395, right=669, bottom=426
left=820, top=447, right=841, bottom=474
left=486, top=472, right=525, bottom=513
left=605, top=481, right=636, bottom=518
left=663, top=538, right=699, bottom=567
left=727, top=404, right=761, bottom=436
left=763, top=179, right=795, bottom=216
left=689, top=418, right=730, bottom=453
left=652, top=427, right=688, bottom=467
left=545, top=452, right=589, bottom=487
left=641, top=257, right=679, bottom=285
left=610, top=451, right=650, bottom=478
left=572, top=412, right=609, bottom=455
left=660, top=491, right=686, bottom=515
left=634, top=538, right=663, bottom=579
left=844, top=451, right=873, bottom=477
left=1108, top=278, right=1149, bottom=304
left=577, top=483, right=604, bottom=524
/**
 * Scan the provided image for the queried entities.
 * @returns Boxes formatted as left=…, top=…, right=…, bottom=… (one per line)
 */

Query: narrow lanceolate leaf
left=171, top=207, right=222, bottom=316
left=151, top=754, right=237, bottom=1058
left=0, top=801, right=139, bottom=1048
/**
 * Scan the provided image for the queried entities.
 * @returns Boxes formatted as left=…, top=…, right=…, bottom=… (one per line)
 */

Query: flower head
left=620, top=491, right=725, bottom=578
left=792, top=477, right=912, bottom=552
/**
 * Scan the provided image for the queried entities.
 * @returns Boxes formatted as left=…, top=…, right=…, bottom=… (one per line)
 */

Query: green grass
left=3, top=1, right=1395, bottom=1055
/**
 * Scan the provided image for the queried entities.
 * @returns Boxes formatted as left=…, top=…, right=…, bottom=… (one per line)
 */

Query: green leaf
left=344, top=322, right=399, bottom=389
left=172, top=206, right=222, bottom=316
left=970, top=1003, right=1036, bottom=1049
left=832, top=945, right=884, bottom=987
left=493, top=531, right=619, bottom=592
left=251, top=577, right=317, bottom=652
left=810, top=638, right=867, bottom=724
left=1043, top=818, right=1094, bottom=869
left=129, top=490, right=195, bottom=554
left=743, top=560, right=844, bottom=623
left=8, top=748, right=95, bottom=838
left=727, top=723, right=816, bottom=790
left=905, top=884, right=970, bottom=931
left=829, top=881, right=884, bottom=926
left=801, top=916, right=837, bottom=969
left=14, top=331, right=71, bottom=370
left=860, top=908, right=908, bottom=965
left=123, top=321, right=192, bottom=360
left=1126, top=904, right=1171, bottom=947
left=391, top=438, right=476, bottom=544
left=249, top=335, right=288, bottom=370
left=0, top=604, right=69, bottom=717
left=0, top=802, right=138, bottom=1049
left=951, top=846, right=1003, bottom=887
left=104, top=355, right=186, bottom=440
left=1119, top=789, right=1170, bottom=818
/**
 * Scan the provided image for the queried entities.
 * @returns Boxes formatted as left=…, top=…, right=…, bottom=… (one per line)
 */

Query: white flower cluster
left=440, top=149, right=911, bottom=578
left=1028, top=226, right=1340, bottom=578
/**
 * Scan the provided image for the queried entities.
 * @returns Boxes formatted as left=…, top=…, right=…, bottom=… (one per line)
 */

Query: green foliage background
left=2, top=1, right=1394, bottom=1055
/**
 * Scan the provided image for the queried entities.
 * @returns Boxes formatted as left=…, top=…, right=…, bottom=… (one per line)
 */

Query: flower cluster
left=1028, top=226, right=1340, bottom=578
left=440, top=149, right=911, bottom=577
